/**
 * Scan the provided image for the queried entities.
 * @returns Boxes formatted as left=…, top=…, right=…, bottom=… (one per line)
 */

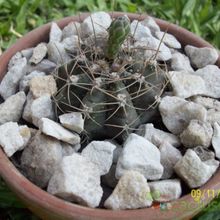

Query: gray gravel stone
left=8, top=52, right=22, bottom=69
left=131, top=20, right=152, bottom=41
left=193, top=146, right=215, bottom=162
left=0, top=91, right=26, bottom=125
left=47, top=153, right=103, bottom=208
left=149, top=179, right=182, bottom=202
left=62, top=35, right=81, bottom=53
left=159, top=142, right=182, bottom=179
left=62, top=22, right=81, bottom=39
left=185, top=45, right=219, bottom=68
left=159, top=96, right=207, bottom=134
left=61, top=142, right=81, bottom=157
left=0, top=122, right=26, bottom=157
left=31, top=95, right=55, bottom=127
left=191, top=96, right=220, bottom=111
left=137, top=123, right=180, bottom=147
left=140, top=16, right=160, bottom=34
left=82, top=141, right=116, bottom=175
left=0, top=57, right=27, bottom=99
left=104, top=170, right=153, bottom=210
left=39, top=118, right=80, bottom=145
left=59, top=112, right=84, bottom=133
left=116, top=133, right=163, bottom=180
left=22, top=92, right=34, bottom=123
left=21, top=131, right=63, bottom=188
left=174, top=149, right=219, bottom=188
left=212, top=122, right=220, bottom=159
left=29, top=43, right=48, bottom=64
left=49, top=22, right=62, bottom=42
left=168, top=71, right=206, bottom=98
left=180, top=120, right=213, bottom=148
left=21, top=48, right=34, bottom=60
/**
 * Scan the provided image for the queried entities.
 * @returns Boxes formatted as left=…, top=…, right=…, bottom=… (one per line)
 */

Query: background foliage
left=0, top=0, right=220, bottom=219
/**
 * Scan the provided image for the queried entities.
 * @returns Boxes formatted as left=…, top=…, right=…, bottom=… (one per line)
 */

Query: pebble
left=62, top=22, right=81, bottom=39
left=21, top=131, right=63, bottom=188
left=137, top=123, right=180, bottom=147
left=49, top=22, right=62, bottom=42
left=31, top=95, right=55, bottom=127
left=185, top=45, right=219, bottom=68
left=29, top=75, right=57, bottom=98
left=62, top=35, right=81, bottom=53
left=171, top=52, right=194, bottom=72
left=104, top=170, right=152, bottom=210
left=19, top=70, right=46, bottom=92
left=116, top=133, right=163, bottom=180
left=61, top=142, right=81, bottom=157
left=29, top=43, right=48, bottom=64
left=38, top=118, right=80, bottom=145
left=0, top=57, right=27, bottom=100
left=0, top=122, right=27, bottom=157
left=8, top=52, right=22, bottom=68
left=212, top=122, right=220, bottom=159
left=191, top=96, right=220, bottom=111
left=149, top=179, right=182, bottom=202
left=81, top=12, right=112, bottom=38
left=180, top=120, right=213, bottom=148
left=193, top=146, right=215, bottom=162
left=22, top=92, right=34, bottom=123
left=19, top=125, right=31, bottom=148
left=155, top=31, right=181, bottom=49
left=168, top=71, right=206, bottom=98
left=140, top=16, right=160, bottom=34
left=0, top=91, right=26, bottom=125
left=59, top=112, right=84, bottom=133
left=47, top=153, right=103, bottom=208
left=174, top=149, right=219, bottom=188
left=82, top=141, right=116, bottom=175
left=159, top=96, right=207, bottom=134
left=207, top=109, right=220, bottom=125
left=159, top=142, right=182, bottom=179
left=21, top=48, right=34, bottom=60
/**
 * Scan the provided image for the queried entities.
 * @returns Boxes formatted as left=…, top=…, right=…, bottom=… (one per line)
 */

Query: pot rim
left=0, top=12, right=219, bottom=220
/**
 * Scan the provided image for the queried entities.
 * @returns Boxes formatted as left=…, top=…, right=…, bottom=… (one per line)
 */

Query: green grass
left=0, top=0, right=220, bottom=219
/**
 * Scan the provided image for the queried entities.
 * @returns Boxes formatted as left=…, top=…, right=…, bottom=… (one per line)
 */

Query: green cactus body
left=106, top=16, right=130, bottom=60
left=53, top=16, right=167, bottom=143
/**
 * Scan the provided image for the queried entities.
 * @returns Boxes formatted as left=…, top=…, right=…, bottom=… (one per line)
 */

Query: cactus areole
left=53, top=16, right=167, bottom=143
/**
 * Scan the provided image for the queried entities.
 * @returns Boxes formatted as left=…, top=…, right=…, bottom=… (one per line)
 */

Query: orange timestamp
left=191, top=189, right=220, bottom=202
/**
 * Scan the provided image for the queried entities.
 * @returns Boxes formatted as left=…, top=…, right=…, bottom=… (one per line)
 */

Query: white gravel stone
left=171, top=52, right=194, bottom=72
left=39, top=118, right=80, bottom=145
left=191, top=96, right=220, bottom=111
left=134, top=37, right=172, bottom=61
left=174, top=149, right=219, bottom=188
left=81, top=12, right=112, bottom=38
left=62, top=35, right=81, bottom=53
left=155, top=31, right=181, bottom=49
left=159, top=142, right=182, bottom=179
left=47, top=153, right=103, bottom=208
left=104, top=170, right=153, bottom=210
left=21, top=131, right=63, bottom=188
left=59, top=112, right=84, bottom=133
left=193, top=65, right=220, bottom=98
left=149, top=179, right=182, bottom=202
left=19, top=71, right=46, bottom=92
left=21, top=48, right=34, bottom=60
left=29, top=43, right=48, bottom=64
left=131, top=20, right=152, bottom=41
left=8, top=52, right=22, bottom=68
left=207, top=109, right=220, bottom=125
left=116, top=133, right=163, bottom=180
left=19, top=125, right=31, bottom=149
left=0, top=122, right=26, bottom=157
left=140, top=16, right=160, bottom=34
left=31, top=95, right=55, bottom=127
left=0, top=57, right=27, bottom=99
left=82, top=141, right=116, bottom=175
left=212, top=122, right=220, bottom=159
left=137, top=123, right=180, bottom=147
left=180, top=120, right=213, bottom=148
left=168, top=71, right=206, bottom=98
left=0, top=91, right=26, bottom=125
left=185, top=45, right=219, bottom=68
left=47, top=41, right=71, bottom=65
left=62, top=22, right=81, bottom=39
left=29, top=75, right=57, bottom=98
left=159, top=96, right=207, bottom=134
left=22, top=92, right=34, bottom=123
left=49, top=22, right=62, bottom=42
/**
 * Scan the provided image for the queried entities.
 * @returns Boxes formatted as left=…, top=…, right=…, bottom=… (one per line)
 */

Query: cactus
left=52, top=16, right=167, bottom=143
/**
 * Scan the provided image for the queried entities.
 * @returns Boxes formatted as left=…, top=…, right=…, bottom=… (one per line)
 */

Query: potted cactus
left=0, top=11, right=219, bottom=220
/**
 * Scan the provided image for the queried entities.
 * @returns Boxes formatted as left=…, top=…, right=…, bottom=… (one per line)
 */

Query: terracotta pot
left=0, top=12, right=219, bottom=220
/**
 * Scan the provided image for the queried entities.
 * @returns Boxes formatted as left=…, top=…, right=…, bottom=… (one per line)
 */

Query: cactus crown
left=52, top=16, right=167, bottom=144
